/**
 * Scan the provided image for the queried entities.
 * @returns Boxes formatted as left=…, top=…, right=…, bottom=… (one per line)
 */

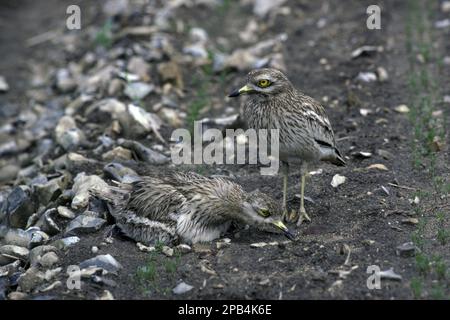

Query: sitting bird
left=95, top=171, right=294, bottom=245
left=229, top=68, right=345, bottom=225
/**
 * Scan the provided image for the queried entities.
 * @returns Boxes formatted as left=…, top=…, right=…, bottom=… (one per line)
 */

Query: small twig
left=336, top=136, right=354, bottom=142
left=387, top=183, right=417, bottom=191
left=25, top=29, right=61, bottom=47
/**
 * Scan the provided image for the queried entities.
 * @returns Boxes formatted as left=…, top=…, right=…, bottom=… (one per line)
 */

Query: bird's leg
left=282, top=169, right=288, bottom=220
left=297, top=173, right=311, bottom=226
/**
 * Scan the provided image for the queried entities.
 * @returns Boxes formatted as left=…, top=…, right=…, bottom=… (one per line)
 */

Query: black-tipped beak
left=228, top=89, right=241, bottom=97
left=283, top=229, right=296, bottom=241
left=272, top=220, right=296, bottom=241
left=228, top=84, right=253, bottom=98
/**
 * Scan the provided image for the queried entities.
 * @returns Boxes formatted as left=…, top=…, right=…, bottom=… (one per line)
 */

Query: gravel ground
left=0, top=0, right=449, bottom=300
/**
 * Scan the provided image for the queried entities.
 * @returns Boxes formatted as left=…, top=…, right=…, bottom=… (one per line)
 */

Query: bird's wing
left=126, top=176, right=186, bottom=221
left=297, top=95, right=345, bottom=165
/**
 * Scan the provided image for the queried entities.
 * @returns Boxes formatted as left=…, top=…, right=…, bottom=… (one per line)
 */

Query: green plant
left=430, top=284, right=446, bottom=300
left=187, top=77, right=209, bottom=134
left=95, top=19, right=113, bottom=48
left=410, top=277, right=423, bottom=299
left=433, top=256, right=448, bottom=280
left=415, top=253, right=431, bottom=274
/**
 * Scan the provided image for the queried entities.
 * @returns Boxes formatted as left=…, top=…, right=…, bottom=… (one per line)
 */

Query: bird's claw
left=296, top=209, right=311, bottom=226
left=284, top=210, right=298, bottom=224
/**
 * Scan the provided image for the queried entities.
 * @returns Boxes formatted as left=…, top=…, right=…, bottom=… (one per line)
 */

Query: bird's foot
left=284, top=210, right=298, bottom=224
left=296, top=208, right=311, bottom=226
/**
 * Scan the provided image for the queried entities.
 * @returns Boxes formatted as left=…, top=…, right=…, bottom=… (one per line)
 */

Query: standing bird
left=229, top=68, right=345, bottom=225
left=95, top=171, right=294, bottom=245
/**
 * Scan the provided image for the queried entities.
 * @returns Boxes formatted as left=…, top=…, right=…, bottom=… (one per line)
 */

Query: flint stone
left=79, top=254, right=122, bottom=273
left=65, top=215, right=106, bottom=236
left=5, top=186, right=37, bottom=228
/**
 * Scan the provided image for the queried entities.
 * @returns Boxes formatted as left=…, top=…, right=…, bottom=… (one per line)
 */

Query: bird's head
left=240, top=189, right=295, bottom=240
left=228, top=68, right=293, bottom=98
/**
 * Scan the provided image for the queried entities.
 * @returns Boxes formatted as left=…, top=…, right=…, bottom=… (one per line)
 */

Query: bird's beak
left=272, top=220, right=296, bottom=241
left=228, top=84, right=253, bottom=97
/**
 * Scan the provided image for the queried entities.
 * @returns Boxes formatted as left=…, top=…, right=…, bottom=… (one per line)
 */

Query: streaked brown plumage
left=229, top=68, right=345, bottom=225
left=95, top=171, right=294, bottom=245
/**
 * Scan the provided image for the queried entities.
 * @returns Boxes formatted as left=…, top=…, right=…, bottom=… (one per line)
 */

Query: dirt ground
left=1, top=0, right=449, bottom=300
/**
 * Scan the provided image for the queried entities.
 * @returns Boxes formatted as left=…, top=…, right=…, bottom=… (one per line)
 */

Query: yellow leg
left=297, top=173, right=311, bottom=226
left=282, top=169, right=288, bottom=221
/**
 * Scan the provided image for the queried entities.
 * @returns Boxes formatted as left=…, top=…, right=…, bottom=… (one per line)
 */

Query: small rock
left=378, top=268, right=402, bottom=281
left=39, top=280, right=62, bottom=292
left=127, top=56, right=151, bottom=82
left=0, top=75, right=9, bottom=92
left=442, top=1, right=450, bottom=12
left=172, top=282, right=193, bottom=295
left=57, top=206, right=76, bottom=219
left=376, top=67, right=389, bottom=82
left=56, top=69, right=76, bottom=92
left=79, top=254, right=122, bottom=273
left=0, top=164, right=20, bottom=183
left=8, top=291, right=28, bottom=300
left=65, top=214, right=106, bottom=235
left=127, top=104, right=164, bottom=142
left=435, top=19, right=450, bottom=29
left=331, top=174, right=346, bottom=188
left=377, top=149, right=393, bottom=160
left=158, top=108, right=182, bottom=127
left=98, top=289, right=114, bottom=300
left=401, top=218, right=419, bottom=225
left=124, top=82, right=154, bottom=100
left=259, top=279, right=270, bottom=286
left=29, top=245, right=58, bottom=266
left=362, top=239, right=375, bottom=246
left=34, top=209, right=61, bottom=236
left=366, top=163, right=388, bottom=171
left=91, top=246, right=99, bottom=254
left=352, top=151, right=372, bottom=159
left=39, top=252, right=59, bottom=268
left=44, top=267, right=62, bottom=282
left=34, top=177, right=67, bottom=207
left=0, top=245, right=29, bottom=265
left=351, top=45, right=383, bottom=58
left=359, top=108, right=372, bottom=116
left=137, top=243, right=155, bottom=252
left=51, top=236, right=80, bottom=250
left=0, top=260, right=21, bottom=277
left=216, top=238, right=231, bottom=249
left=356, top=72, right=377, bottom=82
left=103, top=162, right=140, bottom=184
left=253, top=0, right=287, bottom=18
left=1, top=227, right=32, bottom=248
left=162, top=246, right=174, bottom=257
left=119, top=139, right=168, bottom=164
left=18, top=267, right=46, bottom=293
left=396, top=242, right=418, bottom=257
left=176, top=244, right=192, bottom=254
left=29, top=230, right=49, bottom=249
left=102, top=146, right=133, bottom=161
left=157, top=61, right=183, bottom=89
left=250, top=242, right=278, bottom=248
left=394, top=104, right=410, bottom=113
left=71, top=172, right=110, bottom=210
left=5, top=186, right=37, bottom=228
left=55, top=116, right=84, bottom=151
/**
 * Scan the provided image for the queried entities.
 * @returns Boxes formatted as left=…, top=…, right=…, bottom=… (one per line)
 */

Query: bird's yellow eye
left=257, top=79, right=271, bottom=88
left=258, top=208, right=270, bottom=217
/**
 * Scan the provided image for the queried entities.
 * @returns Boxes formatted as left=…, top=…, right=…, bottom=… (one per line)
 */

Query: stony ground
left=0, top=0, right=449, bottom=300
